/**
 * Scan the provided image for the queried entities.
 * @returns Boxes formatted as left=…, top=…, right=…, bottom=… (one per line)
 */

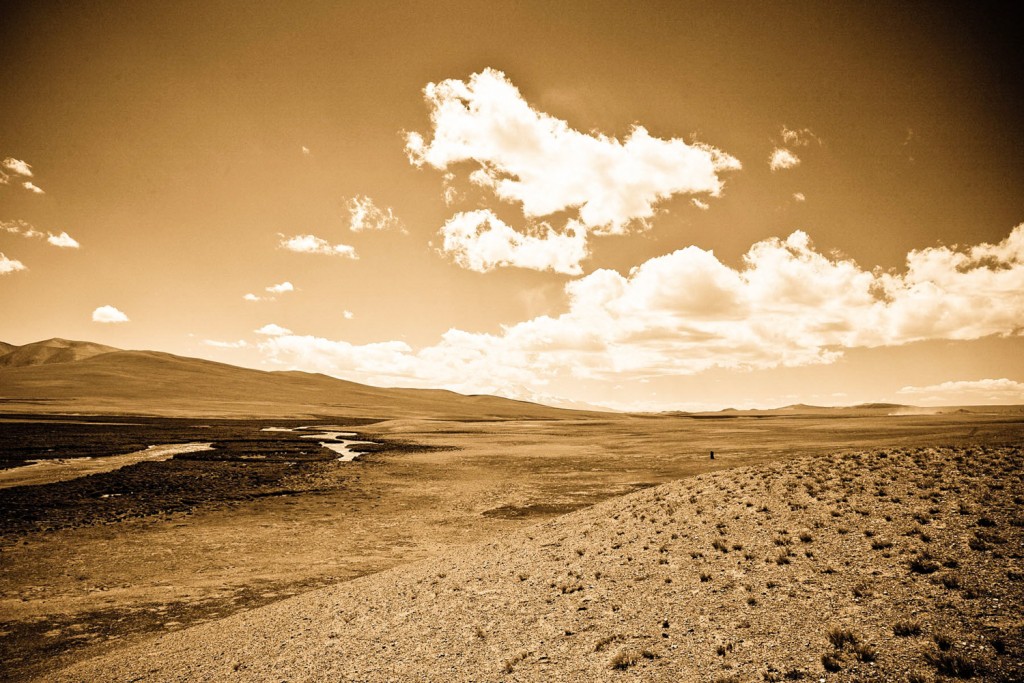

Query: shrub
left=821, top=653, right=842, bottom=672
left=827, top=627, right=859, bottom=649
left=893, top=620, right=922, bottom=636
left=609, top=647, right=656, bottom=670
left=933, top=633, right=953, bottom=651
left=594, top=634, right=624, bottom=652
left=923, top=650, right=979, bottom=678
left=854, top=642, right=878, bottom=662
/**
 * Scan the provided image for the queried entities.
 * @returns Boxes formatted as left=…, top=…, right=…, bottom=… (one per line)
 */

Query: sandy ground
left=42, top=443, right=1023, bottom=682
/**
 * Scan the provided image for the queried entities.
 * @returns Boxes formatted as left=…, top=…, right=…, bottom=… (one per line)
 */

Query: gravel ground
left=43, top=444, right=1024, bottom=682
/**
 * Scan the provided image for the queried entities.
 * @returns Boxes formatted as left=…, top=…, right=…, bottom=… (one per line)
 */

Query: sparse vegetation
left=609, top=647, right=656, bottom=670
left=893, top=619, right=922, bottom=636
left=923, top=649, right=980, bottom=678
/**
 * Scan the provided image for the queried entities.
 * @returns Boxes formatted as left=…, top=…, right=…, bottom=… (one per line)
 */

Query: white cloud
left=255, top=323, right=292, bottom=336
left=0, top=253, right=27, bottom=274
left=346, top=195, right=405, bottom=233
left=691, top=198, right=710, bottom=211
left=266, top=281, right=295, bottom=294
left=769, top=148, right=800, bottom=171
left=793, top=192, right=806, bottom=202
left=279, top=234, right=357, bottom=258
left=203, top=339, right=250, bottom=349
left=255, top=224, right=1024, bottom=398
left=243, top=293, right=261, bottom=302
left=92, top=305, right=129, bottom=323
left=2, top=158, right=33, bottom=177
left=897, top=378, right=1024, bottom=405
left=1, top=220, right=78, bottom=247
left=405, top=68, right=740, bottom=273
left=22, top=181, right=44, bottom=194
left=343, top=310, right=354, bottom=320
left=438, top=210, right=589, bottom=275
left=301, top=146, right=311, bottom=156
left=46, top=231, right=80, bottom=248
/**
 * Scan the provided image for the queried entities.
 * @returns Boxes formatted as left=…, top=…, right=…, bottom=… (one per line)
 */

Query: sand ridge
left=43, top=445, right=1023, bottom=682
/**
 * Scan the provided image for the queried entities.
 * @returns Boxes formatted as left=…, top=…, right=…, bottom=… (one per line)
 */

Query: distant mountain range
left=0, top=338, right=598, bottom=419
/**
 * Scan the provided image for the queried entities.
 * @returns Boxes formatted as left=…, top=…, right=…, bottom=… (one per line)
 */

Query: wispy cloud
left=255, top=224, right=1024, bottom=399
left=769, top=148, right=800, bottom=171
left=0, top=253, right=27, bottom=274
left=92, top=305, right=129, bottom=323
left=1, top=220, right=80, bottom=247
left=897, top=378, right=1024, bottom=405
left=405, top=68, right=740, bottom=273
left=346, top=195, right=405, bottom=233
left=1, top=158, right=45, bottom=194
left=203, top=339, right=250, bottom=349
left=255, top=323, right=292, bottom=336
left=343, top=310, right=354, bottom=320
left=780, top=126, right=821, bottom=147
left=243, top=281, right=296, bottom=302
left=279, top=234, right=358, bottom=258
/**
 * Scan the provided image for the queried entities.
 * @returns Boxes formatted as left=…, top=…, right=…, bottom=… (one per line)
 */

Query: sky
left=2, top=1, right=1023, bottom=411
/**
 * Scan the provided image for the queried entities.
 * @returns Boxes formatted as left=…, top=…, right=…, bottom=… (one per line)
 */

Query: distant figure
left=710, top=451, right=715, bottom=460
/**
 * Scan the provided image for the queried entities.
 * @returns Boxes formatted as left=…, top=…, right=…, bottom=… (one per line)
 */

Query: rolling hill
left=0, top=338, right=119, bottom=368
left=0, top=338, right=592, bottom=419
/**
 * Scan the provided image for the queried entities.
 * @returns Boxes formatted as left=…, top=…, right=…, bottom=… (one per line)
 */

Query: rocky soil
left=41, top=444, right=1024, bottom=682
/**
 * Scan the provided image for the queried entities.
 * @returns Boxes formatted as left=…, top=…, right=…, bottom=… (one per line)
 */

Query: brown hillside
left=0, top=348, right=591, bottom=419
left=46, top=445, right=1023, bottom=682
left=0, top=338, right=119, bottom=368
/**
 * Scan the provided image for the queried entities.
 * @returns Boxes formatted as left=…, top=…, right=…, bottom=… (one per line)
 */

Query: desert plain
left=0, top=342, right=1022, bottom=681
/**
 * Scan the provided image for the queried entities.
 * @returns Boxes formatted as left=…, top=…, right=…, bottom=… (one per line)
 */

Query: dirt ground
left=1, top=410, right=1021, bottom=681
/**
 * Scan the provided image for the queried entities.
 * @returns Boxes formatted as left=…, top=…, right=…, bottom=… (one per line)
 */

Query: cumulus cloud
left=793, top=192, right=806, bottom=202
left=255, top=323, right=292, bottom=336
left=266, top=281, right=294, bottom=294
left=769, top=148, right=800, bottom=171
left=405, top=68, right=740, bottom=272
left=243, top=293, right=261, bottom=302
left=346, top=195, right=405, bottom=233
left=343, top=310, right=354, bottom=320
left=439, top=210, right=589, bottom=275
left=0, top=253, right=27, bottom=274
left=2, top=158, right=33, bottom=177
left=279, top=234, right=358, bottom=258
left=691, top=198, right=710, bottom=211
left=301, top=146, right=311, bottom=156
left=255, top=225, right=1024, bottom=397
left=92, top=305, right=129, bottom=323
left=897, top=378, right=1024, bottom=405
left=46, top=231, right=80, bottom=248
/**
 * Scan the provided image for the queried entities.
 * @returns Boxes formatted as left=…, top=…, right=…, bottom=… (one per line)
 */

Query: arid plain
left=1, top=341, right=1022, bottom=681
